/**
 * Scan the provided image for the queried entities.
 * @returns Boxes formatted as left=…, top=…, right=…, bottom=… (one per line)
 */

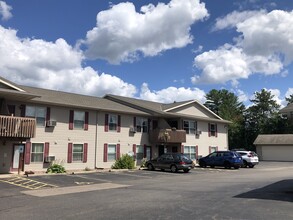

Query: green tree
left=204, top=89, right=245, bottom=149
left=285, top=94, right=293, bottom=105
left=245, top=89, right=284, bottom=150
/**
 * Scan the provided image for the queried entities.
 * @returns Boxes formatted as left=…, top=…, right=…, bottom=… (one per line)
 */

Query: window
left=183, top=120, right=197, bottom=134
left=210, top=146, right=217, bottom=153
left=136, top=117, right=148, bottom=133
left=26, top=106, right=46, bottom=127
left=136, top=145, right=144, bottom=160
left=109, top=114, right=118, bottom=131
left=31, top=143, right=44, bottom=163
left=108, top=144, right=116, bottom=161
left=73, top=144, right=84, bottom=162
left=74, top=111, right=85, bottom=129
left=209, top=123, right=217, bottom=136
left=184, top=146, right=196, bottom=160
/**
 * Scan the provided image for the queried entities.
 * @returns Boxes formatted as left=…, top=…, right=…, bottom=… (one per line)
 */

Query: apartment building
left=0, top=76, right=230, bottom=174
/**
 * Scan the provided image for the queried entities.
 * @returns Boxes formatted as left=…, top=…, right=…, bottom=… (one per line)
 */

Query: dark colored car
left=146, top=153, right=193, bottom=173
left=198, top=151, right=243, bottom=169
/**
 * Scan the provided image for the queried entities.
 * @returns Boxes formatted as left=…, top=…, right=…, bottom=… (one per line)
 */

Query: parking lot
left=0, top=162, right=293, bottom=219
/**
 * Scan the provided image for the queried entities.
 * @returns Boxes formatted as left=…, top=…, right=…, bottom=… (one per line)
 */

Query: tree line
left=204, top=89, right=293, bottom=151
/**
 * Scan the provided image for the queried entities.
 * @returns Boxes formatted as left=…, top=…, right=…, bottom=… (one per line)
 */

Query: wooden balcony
left=0, top=115, right=36, bottom=138
left=149, top=128, right=186, bottom=144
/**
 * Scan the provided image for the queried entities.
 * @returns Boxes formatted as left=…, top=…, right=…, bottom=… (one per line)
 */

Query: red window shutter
left=181, top=145, right=184, bottom=153
left=104, top=144, right=108, bottom=162
left=69, top=110, right=74, bottom=130
left=117, top=144, right=120, bottom=159
left=68, top=143, right=73, bottom=163
left=216, top=146, right=219, bottom=151
left=195, top=145, right=198, bottom=160
left=117, top=115, right=121, bottom=132
left=20, top=105, right=26, bottom=117
left=83, top=143, right=88, bottom=163
left=104, top=114, right=109, bottom=132
left=44, top=142, right=49, bottom=162
left=24, top=142, right=31, bottom=164
left=46, top=107, right=51, bottom=122
left=215, top=124, right=218, bottom=137
left=84, top=112, right=89, bottom=131
left=208, top=123, right=211, bottom=137
left=209, top=146, right=211, bottom=154
left=133, top=144, right=136, bottom=158
left=143, top=144, right=147, bottom=158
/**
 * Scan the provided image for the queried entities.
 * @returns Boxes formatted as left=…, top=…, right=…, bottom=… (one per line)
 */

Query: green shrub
left=111, top=154, right=135, bottom=169
left=47, top=163, right=66, bottom=173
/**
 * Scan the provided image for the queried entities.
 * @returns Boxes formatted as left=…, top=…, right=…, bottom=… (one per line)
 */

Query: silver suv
left=236, top=151, right=259, bottom=168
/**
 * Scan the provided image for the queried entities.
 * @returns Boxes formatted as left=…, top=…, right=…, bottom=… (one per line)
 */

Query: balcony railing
left=149, top=128, right=186, bottom=143
left=0, top=115, right=36, bottom=138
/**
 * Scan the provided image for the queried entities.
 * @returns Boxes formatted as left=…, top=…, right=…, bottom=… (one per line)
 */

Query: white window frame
left=184, top=146, right=196, bottom=160
left=136, top=145, right=144, bottom=160
left=109, top=114, right=118, bottom=131
left=210, top=146, right=217, bottom=153
left=108, top=144, right=117, bottom=161
left=26, top=106, right=46, bottom=127
left=72, top=144, right=84, bottom=162
left=74, top=111, right=85, bottom=130
left=210, top=123, right=216, bottom=136
left=183, top=120, right=197, bottom=134
left=136, top=117, right=148, bottom=133
left=31, top=143, right=44, bottom=163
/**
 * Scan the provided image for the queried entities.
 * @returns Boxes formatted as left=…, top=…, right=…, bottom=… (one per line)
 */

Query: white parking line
left=21, top=183, right=130, bottom=197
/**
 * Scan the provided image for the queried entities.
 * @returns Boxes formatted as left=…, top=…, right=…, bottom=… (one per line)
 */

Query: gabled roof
left=18, top=86, right=149, bottom=115
left=280, top=103, right=293, bottom=114
left=254, top=134, right=293, bottom=145
left=0, top=76, right=25, bottom=92
left=104, top=94, right=229, bottom=123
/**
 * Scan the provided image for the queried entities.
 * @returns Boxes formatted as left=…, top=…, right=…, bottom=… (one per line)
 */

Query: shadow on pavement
left=235, top=179, right=293, bottom=202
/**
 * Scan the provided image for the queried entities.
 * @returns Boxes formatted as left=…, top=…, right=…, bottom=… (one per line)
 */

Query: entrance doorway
left=12, top=144, right=24, bottom=172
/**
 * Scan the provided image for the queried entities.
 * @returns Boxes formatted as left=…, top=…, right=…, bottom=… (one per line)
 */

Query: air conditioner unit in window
left=44, top=156, right=55, bottom=163
left=196, top=130, right=202, bottom=135
left=129, top=126, right=136, bottom=133
left=47, top=120, right=57, bottom=127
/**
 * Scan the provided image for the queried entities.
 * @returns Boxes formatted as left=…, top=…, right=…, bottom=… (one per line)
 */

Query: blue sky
left=0, top=0, right=293, bottom=107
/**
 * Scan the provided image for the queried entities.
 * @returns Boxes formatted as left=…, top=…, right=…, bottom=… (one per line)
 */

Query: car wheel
left=224, top=161, right=231, bottom=169
left=183, top=169, right=190, bottom=173
left=199, top=161, right=206, bottom=168
left=248, top=164, right=255, bottom=168
left=170, top=165, right=178, bottom=173
left=147, top=164, right=154, bottom=171
left=242, top=160, right=248, bottom=168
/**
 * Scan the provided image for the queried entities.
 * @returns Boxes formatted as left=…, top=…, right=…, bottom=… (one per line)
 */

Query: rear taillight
left=179, top=161, right=186, bottom=165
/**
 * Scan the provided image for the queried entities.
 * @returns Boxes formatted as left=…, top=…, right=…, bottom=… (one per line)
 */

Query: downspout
left=94, top=110, right=98, bottom=169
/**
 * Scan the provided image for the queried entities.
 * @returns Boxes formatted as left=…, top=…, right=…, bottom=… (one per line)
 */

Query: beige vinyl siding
left=96, top=112, right=150, bottom=168
left=168, top=104, right=217, bottom=118
left=184, top=121, right=228, bottom=157
left=24, top=105, right=97, bottom=172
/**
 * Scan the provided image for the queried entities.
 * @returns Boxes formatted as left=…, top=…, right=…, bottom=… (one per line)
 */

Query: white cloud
left=268, top=88, right=283, bottom=107
left=139, top=83, right=206, bottom=104
left=0, top=25, right=136, bottom=97
left=193, top=10, right=293, bottom=85
left=0, top=1, right=12, bottom=20
left=212, top=10, right=265, bottom=31
left=82, top=0, right=209, bottom=64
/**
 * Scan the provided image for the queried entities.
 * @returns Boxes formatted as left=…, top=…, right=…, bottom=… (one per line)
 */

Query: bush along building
left=0, top=76, right=230, bottom=174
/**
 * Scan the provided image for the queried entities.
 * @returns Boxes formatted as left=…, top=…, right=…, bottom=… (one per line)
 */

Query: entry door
left=12, top=145, right=24, bottom=170
left=146, top=146, right=151, bottom=160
